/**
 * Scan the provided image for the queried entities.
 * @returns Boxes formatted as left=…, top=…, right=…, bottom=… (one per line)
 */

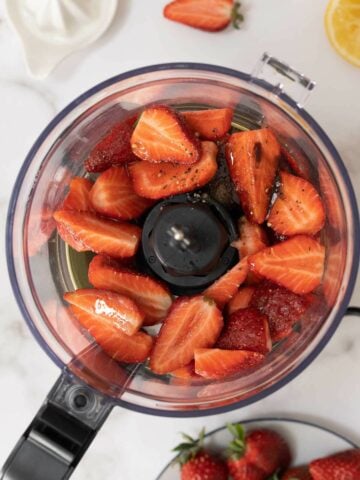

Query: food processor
left=3, top=53, right=360, bottom=479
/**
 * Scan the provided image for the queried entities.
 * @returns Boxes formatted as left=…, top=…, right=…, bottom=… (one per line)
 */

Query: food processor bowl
left=3, top=55, right=360, bottom=480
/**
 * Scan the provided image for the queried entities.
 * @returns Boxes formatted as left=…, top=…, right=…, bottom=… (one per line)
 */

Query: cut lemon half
left=325, top=0, right=360, bottom=67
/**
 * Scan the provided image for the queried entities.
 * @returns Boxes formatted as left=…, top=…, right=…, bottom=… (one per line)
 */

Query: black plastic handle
left=345, top=306, right=360, bottom=317
left=0, top=372, right=113, bottom=480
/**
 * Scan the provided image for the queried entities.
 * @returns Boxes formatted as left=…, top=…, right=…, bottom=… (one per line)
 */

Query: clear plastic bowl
left=6, top=62, right=360, bottom=416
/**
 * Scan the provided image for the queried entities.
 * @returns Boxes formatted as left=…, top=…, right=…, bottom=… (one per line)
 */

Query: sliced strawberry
left=228, top=287, right=255, bottom=315
left=129, top=141, right=218, bottom=199
left=131, top=104, right=201, bottom=164
left=216, top=307, right=272, bottom=354
left=233, top=217, right=269, bottom=258
left=170, top=361, right=200, bottom=379
left=149, top=296, right=223, bottom=374
left=248, top=235, right=325, bottom=295
left=250, top=282, right=313, bottom=342
left=64, top=289, right=145, bottom=336
left=282, top=466, right=312, bottom=480
left=267, top=171, right=325, bottom=236
left=226, top=129, right=281, bottom=224
left=310, top=449, right=360, bottom=480
left=245, top=429, right=292, bottom=476
left=318, top=161, right=344, bottom=233
left=53, top=210, right=141, bottom=258
left=69, top=305, right=153, bottom=363
left=204, top=258, right=249, bottom=308
left=62, top=177, right=94, bottom=211
left=84, top=116, right=138, bottom=173
left=88, top=255, right=172, bottom=325
left=164, top=0, right=243, bottom=32
left=182, top=108, right=233, bottom=140
left=90, top=166, right=153, bottom=220
left=194, top=348, right=264, bottom=379
left=280, top=145, right=311, bottom=180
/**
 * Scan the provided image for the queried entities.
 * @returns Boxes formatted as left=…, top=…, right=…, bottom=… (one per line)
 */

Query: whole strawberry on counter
left=226, top=423, right=291, bottom=479
left=174, top=429, right=228, bottom=480
left=309, top=449, right=360, bottom=480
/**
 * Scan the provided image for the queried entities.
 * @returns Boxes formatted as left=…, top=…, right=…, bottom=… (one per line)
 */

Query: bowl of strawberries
left=3, top=58, right=360, bottom=479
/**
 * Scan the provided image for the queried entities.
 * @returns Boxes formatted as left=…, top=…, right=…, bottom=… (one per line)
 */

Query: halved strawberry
left=90, top=166, right=153, bottom=220
left=149, top=296, right=223, bottom=374
left=280, top=145, right=311, bottom=180
left=267, top=171, right=325, bottom=236
left=88, top=255, right=172, bottom=325
left=250, top=282, right=313, bottom=342
left=64, top=289, right=145, bottom=336
left=129, top=140, right=218, bottom=199
left=62, top=177, right=94, bottom=211
left=164, top=0, right=243, bottom=32
left=84, top=116, right=138, bottom=173
left=226, top=129, right=281, bottom=224
left=204, top=258, right=249, bottom=308
left=53, top=210, right=141, bottom=258
left=248, top=235, right=325, bottom=295
left=282, top=467, right=312, bottom=480
left=245, top=429, right=292, bottom=476
left=131, top=104, right=201, bottom=164
left=69, top=305, right=153, bottom=363
left=194, top=348, right=264, bottom=379
left=216, top=307, right=272, bottom=354
left=170, top=361, right=200, bottom=379
left=232, top=217, right=269, bottom=258
left=182, top=108, right=233, bottom=140
left=310, top=449, right=360, bottom=480
left=228, top=287, right=255, bottom=315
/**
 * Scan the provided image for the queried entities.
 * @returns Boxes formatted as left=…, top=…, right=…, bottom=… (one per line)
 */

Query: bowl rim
left=6, top=62, right=360, bottom=417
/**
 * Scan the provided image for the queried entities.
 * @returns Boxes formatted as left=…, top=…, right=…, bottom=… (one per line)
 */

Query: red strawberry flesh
left=182, top=108, right=233, bottom=140
left=64, top=289, right=145, bottom=336
left=150, top=295, right=223, bottom=374
left=131, top=104, right=201, bottom=164
left=129, top=141, right=218, bottom=199
left=90, top=166, right=153, bottom=220
left=62, top=177, right=94, bottom=211
left=228, top=286, right=255, bottom=315
left=88, top=255, right=172, bottom=325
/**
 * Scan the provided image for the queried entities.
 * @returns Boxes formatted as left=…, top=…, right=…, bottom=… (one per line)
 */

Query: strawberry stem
left=173, top=428, right=206, bottom=465
left=231, top=2, right=244, bottom=29
left=226, top=423, right=246, bottom=459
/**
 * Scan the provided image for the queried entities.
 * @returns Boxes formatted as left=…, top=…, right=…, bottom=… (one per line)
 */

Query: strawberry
left=131, top=104, right=201, bottom=164
left=228, top=286, right=255, bottom=315
left=250, top=282, right=313, bottom=342
left=62, top=177, right=94, bottom=211
left=88, top=255, right=172, bottom=325
left=63, top=289, right=145, bottom=336
left=182, top=108, right=233, bottom=140
left=174, top=429, right=228, bottom=480
left=248, top=235, right=325, bottom=295
left=129, top=141, right=218, bottom=199
left=164, top=0, right=243, bottom=32
left=90, top=166, right=153, bottom=220
left=280, top=145, right=311, bottom=180
left=267, top=171, right=325, bottom=236
left=226, top=129, right=281, bottom=224
left=68, top=305, right=153, bottom=363
left=27, top=206, right=56, bottom=257
left=149, top=296, right=223, bottom=374
left=53, top=210, right=141, bottom=258
left=194, top=348, right=264, bottom=379
left=226, top=424, right=267, bottom=480
left=170, top=361, right=200, bottom=379
left=232, top=217, right=269, bottom=258
left=216, top=307, right=272, bottom=354
left=310, top=449, right=360, bottom=480
left=245, top=429, right=291, bottom=476
left=204, top=258, right=249, bottom=308
left=281, top=466, right=312, bottom=479
left=84, top=116, right=138, bottom=172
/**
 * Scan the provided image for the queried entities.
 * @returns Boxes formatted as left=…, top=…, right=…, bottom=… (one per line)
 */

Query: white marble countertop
left=0, top=0, right=360, bottom=478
